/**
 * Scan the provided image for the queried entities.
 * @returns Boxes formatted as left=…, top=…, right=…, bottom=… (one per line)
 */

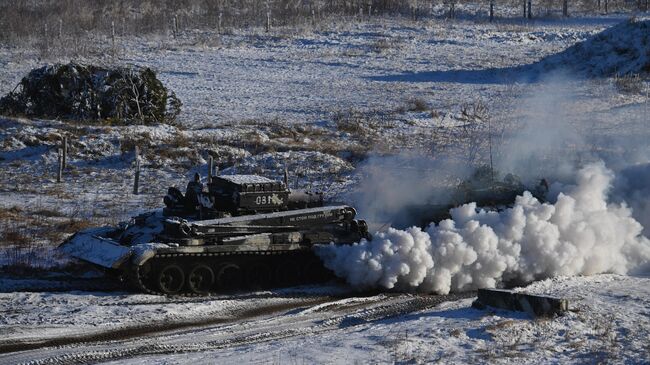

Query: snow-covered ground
left=0, top=274, right=647, bottom=364
left=0, top=17, right=604, bottom=126
left=1, top=9, right=650, bottom=365
left=148, top=274, right=650, bottom=364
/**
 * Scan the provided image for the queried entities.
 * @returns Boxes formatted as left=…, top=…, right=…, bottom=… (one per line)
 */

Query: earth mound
left=539, top=18, right=650, bottom=77
left=0, top=63, right=182, bottom=124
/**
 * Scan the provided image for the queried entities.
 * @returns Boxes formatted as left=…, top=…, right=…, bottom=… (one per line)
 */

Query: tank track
left=129, top=249, right=334, bottom=297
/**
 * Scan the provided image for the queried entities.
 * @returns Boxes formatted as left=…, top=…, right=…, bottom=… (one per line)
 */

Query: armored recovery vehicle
left=60, top=174, right=370, bottom=295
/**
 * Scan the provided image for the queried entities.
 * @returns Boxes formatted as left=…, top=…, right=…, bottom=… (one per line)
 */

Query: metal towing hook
left=178, top=220, right=194, bottom=237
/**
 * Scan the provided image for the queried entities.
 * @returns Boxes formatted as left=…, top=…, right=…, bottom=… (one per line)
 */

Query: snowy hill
left=536, top=18, right=650, bottom=76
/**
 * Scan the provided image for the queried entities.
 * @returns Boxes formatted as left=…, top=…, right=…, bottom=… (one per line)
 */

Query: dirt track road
left=0, top=284, right=474, bottom=365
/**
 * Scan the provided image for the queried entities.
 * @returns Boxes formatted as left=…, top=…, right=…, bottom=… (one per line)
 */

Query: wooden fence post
left=133, top=146, right=140, bottom=195
left=57, top=148, right=63, bottom=183
left=266, top=5, right=271, bottom=32
left=523, top=0, right=527, bottom=18
left=111, top=20, right=116, bottom=54
left=490, top=0, right=494, bottom=21
left=44, top=23, right=49, bottom=54
left=413, top=0, right=418, bottom=20
left=62, top=136, right=68, bottom=169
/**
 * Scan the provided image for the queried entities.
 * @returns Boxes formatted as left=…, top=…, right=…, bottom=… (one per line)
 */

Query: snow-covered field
left=0, top=274, right=648, bottom=364
left=1, top=9, right=650, bottom=365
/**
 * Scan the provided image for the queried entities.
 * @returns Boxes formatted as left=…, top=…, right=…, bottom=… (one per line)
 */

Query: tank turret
left=397, top=166, right=548, bottom=229
left=163, top=174, right=325, bottom=219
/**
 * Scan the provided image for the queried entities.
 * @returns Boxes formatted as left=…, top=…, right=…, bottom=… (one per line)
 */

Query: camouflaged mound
left=0, top=63, right=181, bottom=124
left=538, top=18, right=650, bottom=77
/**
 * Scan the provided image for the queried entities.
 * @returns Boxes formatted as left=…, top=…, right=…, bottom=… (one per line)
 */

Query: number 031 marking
left=255, top=195, right=273, bottom=205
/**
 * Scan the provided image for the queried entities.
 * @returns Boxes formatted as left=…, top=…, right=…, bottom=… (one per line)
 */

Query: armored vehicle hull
left=60, top=174, right=369, bottom=295
left=385, top=167, right=548, bottom=229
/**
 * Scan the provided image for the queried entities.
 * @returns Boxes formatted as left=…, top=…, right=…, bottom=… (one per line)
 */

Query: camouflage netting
left=0, top=63, right=182, bottom=125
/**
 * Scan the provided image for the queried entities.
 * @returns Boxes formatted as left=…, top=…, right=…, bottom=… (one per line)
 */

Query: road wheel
left=157, top=264, right=185, bottom=294
left=216, top=263, right=242, bottom=291
left=187, top=264, right=215, bottom=295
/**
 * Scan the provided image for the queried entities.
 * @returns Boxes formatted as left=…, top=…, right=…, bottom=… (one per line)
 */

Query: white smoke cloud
left=346, top=154, right=473, bottom=228
left=316, top=162, right=650, bottom=294
left=612, top=163, right=650, bottom=237
left=495, top=72, right=586, bottom=182
left=323, top=56, right=650, bottom=294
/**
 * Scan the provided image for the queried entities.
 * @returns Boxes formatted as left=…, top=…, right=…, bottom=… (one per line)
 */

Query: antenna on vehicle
left=488, top=112, right=494, bottom=182
left=283, top=166, right=289, bottom=188
left=208, top=156, right=214, bottom=183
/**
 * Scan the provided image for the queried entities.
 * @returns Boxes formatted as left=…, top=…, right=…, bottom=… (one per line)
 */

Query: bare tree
left=0, top=0, right=645, bottom=49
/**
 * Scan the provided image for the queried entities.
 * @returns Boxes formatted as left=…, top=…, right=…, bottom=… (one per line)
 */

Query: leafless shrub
left=238, top=131, right=277, bottom=155
left=119, top=132, right=158, bottom=154
left=32, top=209, right=66, bottom=218
left=0, top=227, right=40, bottom=272
left=224, top=118, right=371, bottom=162
left=456, top=100, right=496, bottom=164
left=45, top=184, right=74, bottom=200
left=265, top=123, right=302, bottom=140
left=0, top=206, right=22, bottom=220
left=485, top=319, right=517, bottom=331
left=450, top=328, right=463, bottom=337
left=119, top=137, right=140, bottom=155
left=335, top=116, right=367, bottom=136
left=406, top=97, right=429, bottom=112
left=0, top=0, right=645, bottom=55
left=495, top=23, right=533, bottom=33
left=378, top=329, right=419, bottom=364
left=613, top=73, right=644, bottom=94
left=54, top=218, right=94, bottom=235
left=2, top=229, right=27, bottom=246
left=589, top=313, right=621, bottom=360
left=154, top=146, right=204, bottom=167
left=371, top=36, right=403, bottom=53
left=169, top=132, right=192, bottom=148
left=0, top=1, right=428, bottom=50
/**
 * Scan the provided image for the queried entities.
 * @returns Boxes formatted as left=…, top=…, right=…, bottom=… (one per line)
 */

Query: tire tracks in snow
left=0, top=296, right=332, bottom=355
left=8, top=292, right=475, bottom=365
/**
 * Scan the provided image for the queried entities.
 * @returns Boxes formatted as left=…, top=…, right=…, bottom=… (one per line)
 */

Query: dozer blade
left=59, top=227, right=132, bottom=269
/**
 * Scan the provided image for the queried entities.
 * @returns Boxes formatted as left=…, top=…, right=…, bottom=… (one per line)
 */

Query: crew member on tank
left=185, top=173, right=204, bottom=210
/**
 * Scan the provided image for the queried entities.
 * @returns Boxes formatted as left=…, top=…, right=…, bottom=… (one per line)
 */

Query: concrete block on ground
left=473, top=288, right=568, bottom=317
